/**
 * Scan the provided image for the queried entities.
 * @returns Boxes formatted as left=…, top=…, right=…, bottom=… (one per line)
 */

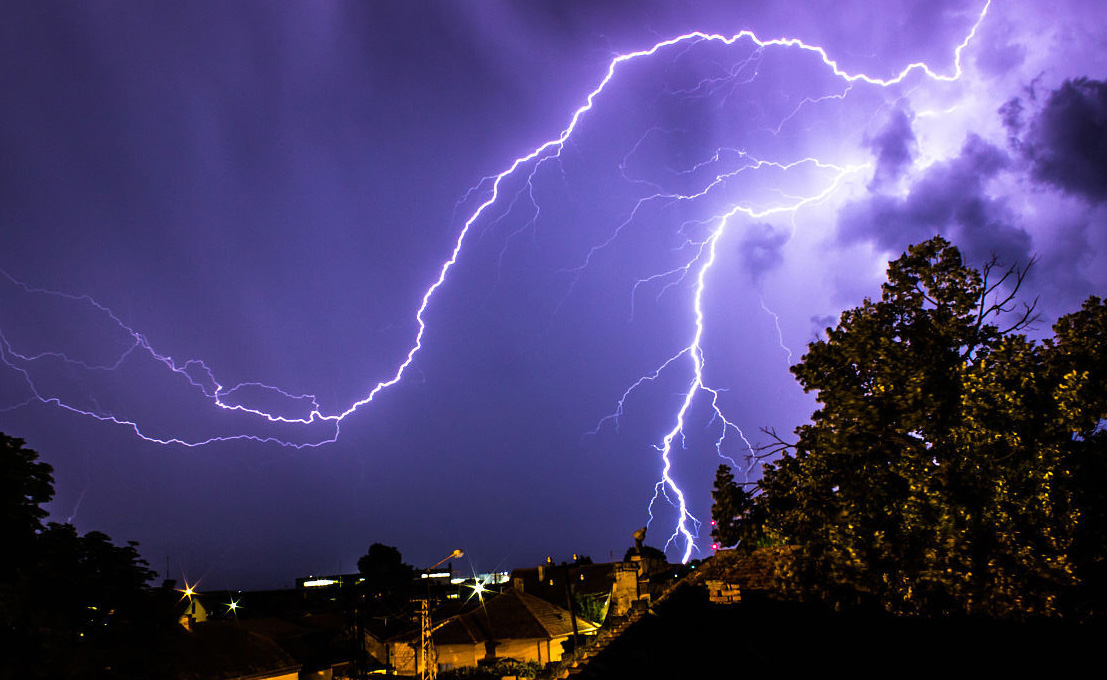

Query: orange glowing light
left=177, top=578, right=201, bottom=601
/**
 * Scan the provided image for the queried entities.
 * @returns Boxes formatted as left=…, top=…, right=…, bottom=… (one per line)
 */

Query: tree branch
left=752, top=426, right=796, bottom=460
left=963, top=254, right=1039, bottom=360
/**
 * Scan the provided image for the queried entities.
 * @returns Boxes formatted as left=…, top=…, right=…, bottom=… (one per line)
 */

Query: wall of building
left=609, top=562, right=641, bottom=618
left=435, top=643, right=479, bottom=671
left=423, top=634, right=575, bottom=672
left=387, top=641, right=418, bottom=676
left=363, top=633, right=389, bottom=668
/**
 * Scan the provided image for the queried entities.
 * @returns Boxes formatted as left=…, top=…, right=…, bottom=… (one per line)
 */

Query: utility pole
left=418, top=598, right=435, bottom=680
left=418, top=548, right=463, bottom=680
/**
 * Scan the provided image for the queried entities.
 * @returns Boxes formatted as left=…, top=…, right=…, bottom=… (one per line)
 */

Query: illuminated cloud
left=839, top=132, right=1030, bottom=267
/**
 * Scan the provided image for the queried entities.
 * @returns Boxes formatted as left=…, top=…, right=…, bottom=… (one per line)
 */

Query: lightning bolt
left=588, top=1, right=990, bottom=560
left=0, top=2, right=992, bottom=560
left=760, top=297, right=795, bottom=366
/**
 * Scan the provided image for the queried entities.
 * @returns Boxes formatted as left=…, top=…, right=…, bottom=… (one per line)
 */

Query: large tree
left=0, top=434, right=54, bottom=567
left=754, top=237, right=1107, bottom=619
left=357, top=542, right=416, bottom=601
left=0, top=433, right=170, bottom=679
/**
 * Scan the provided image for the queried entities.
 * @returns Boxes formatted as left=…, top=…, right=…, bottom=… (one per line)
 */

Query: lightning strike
left=0, top=2, right=993, bottom=561
left=760, top=297, right=795, bottom=366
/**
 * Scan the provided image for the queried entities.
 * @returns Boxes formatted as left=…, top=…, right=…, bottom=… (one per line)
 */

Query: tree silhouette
left=0, top=432, right=170, bottom=679
left=710, top=464, right=754, bottom=549
left=754, top=238, right=1107, bottom=618
left=357, top=542, right=415, bottom=601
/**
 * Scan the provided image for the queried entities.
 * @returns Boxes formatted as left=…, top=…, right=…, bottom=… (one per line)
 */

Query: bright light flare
left=177, top=579, right=199, bottom=601
left=463, top=573, right=496, bottom=606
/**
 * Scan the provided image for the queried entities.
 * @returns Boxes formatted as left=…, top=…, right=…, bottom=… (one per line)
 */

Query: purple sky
left=2, top=0, right=1106, bottom=589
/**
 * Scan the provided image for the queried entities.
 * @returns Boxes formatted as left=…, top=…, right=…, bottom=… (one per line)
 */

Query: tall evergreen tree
left=710, top=464, right=752, bottom=548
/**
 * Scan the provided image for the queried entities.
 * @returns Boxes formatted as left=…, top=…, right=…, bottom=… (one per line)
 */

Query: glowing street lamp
left=429, top=549, right=464, bottom=570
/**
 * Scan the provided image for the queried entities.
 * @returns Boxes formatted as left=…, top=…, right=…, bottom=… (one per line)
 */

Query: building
left=384, top=589, right=598, bottom=676
left=510, top=554, right=669, bottom=620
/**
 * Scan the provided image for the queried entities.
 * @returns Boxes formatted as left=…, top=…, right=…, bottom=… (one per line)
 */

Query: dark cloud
left=866, top=107, right=917, bottom=189
left=950, top=189, right=1032, bottom=270
left=1031, top=214, right=1099, bottom=306
left=738, top=222, right=788, bottom=282
left=1015, top=77, right=1107, bottom=202
left=998, top=96, right=1024, bottom=144
left=840, top=134, right=1029, bottom=266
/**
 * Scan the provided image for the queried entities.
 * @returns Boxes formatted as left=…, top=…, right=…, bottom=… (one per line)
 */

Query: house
left=172, top=619, right=302, bottom=680
left=510, top=562, right=616, bottom=608
left=168, top=587, right=352, bottom=680
left=509, top=554, right=668, bottom=621
left=179, top=596, right=210, bottom=630
left=386, top=589, right=598, bottom=676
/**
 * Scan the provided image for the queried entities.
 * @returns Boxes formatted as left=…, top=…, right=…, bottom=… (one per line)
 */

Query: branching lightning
left=0, top=2, right=992, bottom=561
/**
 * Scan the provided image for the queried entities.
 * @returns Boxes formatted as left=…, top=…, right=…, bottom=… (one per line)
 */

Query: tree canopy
left=735, top=237, right=1107, bottom=619
left=710, top=464, right=754, bottom=549
left=0, top=434, right=54, bottom=563
left=0, top=432, right=170, bottom=679
left=357, top=542, right=416, bottom=600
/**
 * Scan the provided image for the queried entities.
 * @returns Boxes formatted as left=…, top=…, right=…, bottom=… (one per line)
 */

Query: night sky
left=2, top=0, right=1106, bottom=590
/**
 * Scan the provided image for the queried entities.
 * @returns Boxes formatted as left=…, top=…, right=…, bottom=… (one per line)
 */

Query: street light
left=429, top=549, right=464, bottom=570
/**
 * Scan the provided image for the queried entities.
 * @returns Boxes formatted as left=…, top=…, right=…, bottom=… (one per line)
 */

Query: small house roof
left=428, top=589, right=597, bottom=646
left=173, top=620, right=300, bottom=680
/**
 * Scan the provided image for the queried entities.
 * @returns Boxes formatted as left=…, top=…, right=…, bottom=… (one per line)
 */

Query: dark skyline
left=2, top=0, right=1106, bottom=589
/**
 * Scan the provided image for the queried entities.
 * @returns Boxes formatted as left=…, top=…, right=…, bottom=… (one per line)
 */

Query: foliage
left=0, top=432, right=172, bottom=679
left=753, top=238, right=1107, bottom=619
left=709, top=464, right=756, bottom=548
left=439, top=659, right=542, bottom=680
left=357, top=542, right=416, bottom=601
left=573, top=592, right=609, bottom=624
left=0, top=434, right=54, bottom=565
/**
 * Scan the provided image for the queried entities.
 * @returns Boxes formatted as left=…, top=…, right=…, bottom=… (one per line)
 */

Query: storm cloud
left=1017, top=77, right=1107, bottom=203
left=867, top=107, right=918, bottom=190
left=839, top=133, right=1029, bottom=267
